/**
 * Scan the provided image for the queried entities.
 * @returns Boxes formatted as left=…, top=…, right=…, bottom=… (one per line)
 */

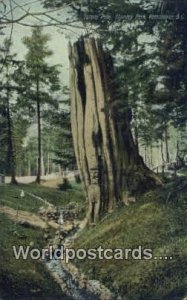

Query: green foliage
left=42, top=0, right=187, bottom=167
left=74, top=180, right=187, bottom=299
left=13, top=28, right=63, bottom=179
left=17, top=28, right=61, bottom=108
left=0, top=183, right=85, bottom=212
left=75, top=174, right=81, bottom=184
left=45, top=86, right=76, bottom=171
left=58, top=177, right=72, bottom=191
left=0, top=213, right=65, bottom=299
left=23, top=28, right=52, bottom=69
left=0, top=39, right=28, bottom=178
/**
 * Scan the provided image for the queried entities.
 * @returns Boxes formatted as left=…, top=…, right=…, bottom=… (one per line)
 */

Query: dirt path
left=0, top=205, right=58, bottom=229
left=0, top=204, right=114, bottom=299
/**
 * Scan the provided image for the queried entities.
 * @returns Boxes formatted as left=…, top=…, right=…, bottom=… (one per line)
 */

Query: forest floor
left=0, top=182, right=85, bottom=213
left=0, top=205, right=49, bottom=229
left=0, top=183, right=85, bottom=300
left=0, top=175, right=187, bottom=300
left=74, top=176, right=187, bottom=300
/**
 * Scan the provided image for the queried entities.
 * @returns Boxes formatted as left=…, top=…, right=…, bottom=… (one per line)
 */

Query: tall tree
left=47, top=87, right=76, bottom=172
left=20, top=27, right=61, bottom=184
left=0, top=40, right=23, bottom=184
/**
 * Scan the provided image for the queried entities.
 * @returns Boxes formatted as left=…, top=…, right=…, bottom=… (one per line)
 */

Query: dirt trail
left=0, top=205, right=58, bottom=229
left=0, top=204, right=114, bottom=299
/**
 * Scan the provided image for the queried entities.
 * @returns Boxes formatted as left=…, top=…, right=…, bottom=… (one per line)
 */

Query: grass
left=0, top=213, right=65, bottom=300
left=1, top=179, right=187, bottom=299
left=74, top=178, right=187, bottom=300
left=0, top=183, right=85, bottom=213
left=0, top=182, right=85, bottom=299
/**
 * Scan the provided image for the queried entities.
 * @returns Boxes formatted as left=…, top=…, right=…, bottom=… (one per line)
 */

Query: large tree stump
left=69, top=38, right=161, bottom=224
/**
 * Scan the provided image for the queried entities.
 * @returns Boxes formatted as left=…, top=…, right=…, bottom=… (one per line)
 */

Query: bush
left=75, top=174, right=81, bottom=184
left=58, top=177, right=72, bottom=191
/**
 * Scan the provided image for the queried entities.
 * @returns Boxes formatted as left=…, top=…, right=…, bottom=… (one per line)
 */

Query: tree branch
left=2, top=0, right=41, bottom=18
left=0, top=1, right=89, bottom=34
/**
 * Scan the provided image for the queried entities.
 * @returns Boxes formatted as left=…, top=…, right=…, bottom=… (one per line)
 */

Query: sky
left=0, top=0, right=157, bottom=87
left=0, top=0, right=83, bottom=143
left=1, top=0, right=82, bottom=85
left=0, top=0, right=159, bottom=86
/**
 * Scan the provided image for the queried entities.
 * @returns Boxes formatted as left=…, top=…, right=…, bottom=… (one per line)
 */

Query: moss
left=0, top=213, right=65, bottom=299
left=0, top=183, right=85, bottom=299
left=74, top=180, right=187, bottom=299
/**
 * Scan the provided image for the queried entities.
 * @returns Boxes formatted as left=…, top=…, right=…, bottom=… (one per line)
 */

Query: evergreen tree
left=42, top=0, right=187, bottom=170
left=17, top=27, right=61, bottom=184
left=0, top=40, right=24, bottom=184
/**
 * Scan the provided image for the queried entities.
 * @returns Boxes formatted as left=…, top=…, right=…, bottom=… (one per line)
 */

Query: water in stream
left=46, top=258, right=100, bottom=300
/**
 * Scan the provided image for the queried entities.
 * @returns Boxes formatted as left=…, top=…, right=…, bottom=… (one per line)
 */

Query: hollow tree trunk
left=69, top=38, right=161, bottom=224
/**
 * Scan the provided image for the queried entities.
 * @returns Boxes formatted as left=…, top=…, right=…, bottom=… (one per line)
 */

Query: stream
left=43, top=221, right=114, bottom=300
left=40, top=206, right=114, bottom=299
left=45, top=258, right=100, bottom=300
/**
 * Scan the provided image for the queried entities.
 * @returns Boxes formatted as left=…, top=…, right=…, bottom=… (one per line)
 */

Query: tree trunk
left=164, top=126, right=170, bottom=164
left=133, top=113, right=139, bottom=152
left=41, top=151, right=45, bottom=176
left=28, top=159, right=31, bottom=176
left=47, top=152, right=50, bottom=175
left=150, top=144, right=153, bottom=169
left=161, top=138, right=165, bottom=165
left=69, top=38, right=161, bottom=224
left=36, top=79, right=42, bottom=184
left=6, top=88, right=17, bottom=185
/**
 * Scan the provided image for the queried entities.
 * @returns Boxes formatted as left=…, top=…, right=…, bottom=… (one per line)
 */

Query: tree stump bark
left=69, top=38, right=161, bottom=224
